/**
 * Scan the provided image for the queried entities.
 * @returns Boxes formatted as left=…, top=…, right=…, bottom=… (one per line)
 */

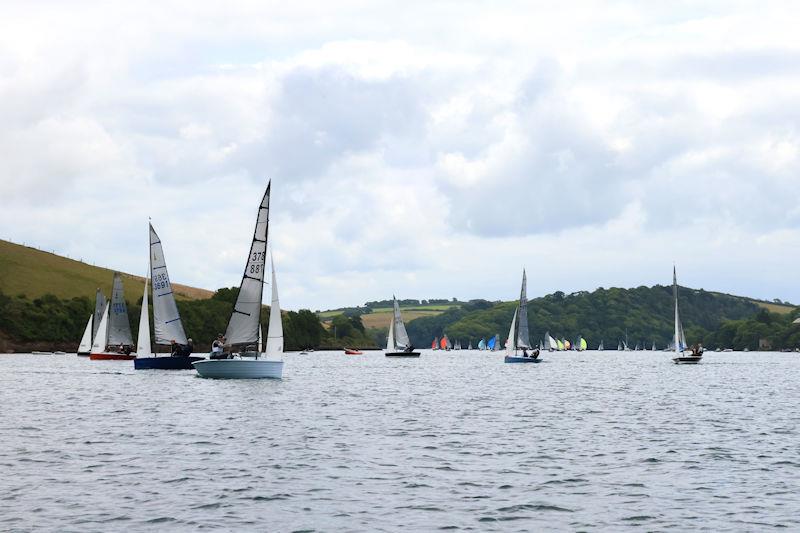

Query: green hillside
left=0, top=239, right=212, bottom=303
left=405, top=286, right=800, bottom=350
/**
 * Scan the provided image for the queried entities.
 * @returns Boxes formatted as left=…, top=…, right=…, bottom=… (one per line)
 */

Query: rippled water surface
left=2, top=351, right=799, bottom=531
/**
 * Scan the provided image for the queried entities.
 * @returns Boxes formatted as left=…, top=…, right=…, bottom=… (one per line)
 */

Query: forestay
left=150, top=223, right=187, bottom=345
left=107, top=273, right=133, bottom=346
left=225, top=183, right=270, bottom=346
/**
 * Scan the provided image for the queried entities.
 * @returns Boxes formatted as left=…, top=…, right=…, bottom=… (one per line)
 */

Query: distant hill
left=404, top=286, right=780, bottom=350
left=0, top=239, right=213, bottom=303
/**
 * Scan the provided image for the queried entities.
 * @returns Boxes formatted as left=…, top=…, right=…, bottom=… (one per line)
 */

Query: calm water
left=1, top=351, right=799, bottom=531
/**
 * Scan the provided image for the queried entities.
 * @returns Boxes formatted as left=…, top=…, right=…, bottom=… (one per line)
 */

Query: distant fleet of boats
left=66, top=181, right=713, bottom=376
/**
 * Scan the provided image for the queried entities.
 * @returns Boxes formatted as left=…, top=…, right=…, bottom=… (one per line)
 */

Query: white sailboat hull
left=192, top=359, right=284, bottom=379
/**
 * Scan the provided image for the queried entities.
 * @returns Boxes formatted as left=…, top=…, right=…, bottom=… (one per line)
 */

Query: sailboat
left=134, top=223, right=204, bottom=370
left=78, top=289, right=107, bottom=356
left=504, top=269, right=540, bottom=363
left=477, top=338, right=486, bottom=350
left=598, top=340, right=604, bottom=351
left=193, top=182, right=284, bottom=379
left=487, top=336, right=496, bottom=350
left=539, top=339, right=544, bottom=350
left=468, top=341, right=473, bottom=350
left=90, top=273, right=136, bottom=360
left=617, top=340, right=622, bottom=351
left=432, top=337, right=439, bottom=350
left=577, top=337, right=587, bottom=351
left=385, top=296, right=420, bottom=357
left=672, top=266, right=702, bottom=364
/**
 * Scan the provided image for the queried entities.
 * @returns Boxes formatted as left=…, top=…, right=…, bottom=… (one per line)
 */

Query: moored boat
left=193, top=182, right=284, bottom=379
left=345, top=348, right=363, bottom=355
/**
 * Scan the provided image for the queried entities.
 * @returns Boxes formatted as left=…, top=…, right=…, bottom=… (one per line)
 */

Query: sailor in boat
left=691, top=343, right=703, bottom=356
left=403, top=344, right=415, bottom=353
left=170, top=340, right=179, bottom=356
left=210, top=334, right=229, bottom=359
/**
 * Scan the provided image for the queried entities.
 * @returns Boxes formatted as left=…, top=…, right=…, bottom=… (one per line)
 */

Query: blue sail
left=487, top=336, right=496, bottom=350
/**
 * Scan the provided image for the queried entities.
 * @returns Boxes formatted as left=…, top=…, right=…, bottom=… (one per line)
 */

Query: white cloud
left=2, top=0, right=800, bottom=310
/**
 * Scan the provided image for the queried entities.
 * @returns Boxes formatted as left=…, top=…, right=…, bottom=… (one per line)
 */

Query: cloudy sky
left=2, top=1, right=799, bottom=309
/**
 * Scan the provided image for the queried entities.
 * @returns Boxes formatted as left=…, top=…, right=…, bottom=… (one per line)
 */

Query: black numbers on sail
left=153, top=272, right=171, bottom=291
left=249, top=264, right=261, bottom=275
left=251, top=251, right=264, bottom=262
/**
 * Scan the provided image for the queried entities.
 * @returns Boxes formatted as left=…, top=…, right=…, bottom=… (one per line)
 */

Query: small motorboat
left=344, top=348, right=363, bottom=355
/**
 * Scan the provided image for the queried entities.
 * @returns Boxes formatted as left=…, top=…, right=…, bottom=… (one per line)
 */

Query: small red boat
left=344, top=348, right=363, bottom=355
left=90, top=352, right=136, bottom=360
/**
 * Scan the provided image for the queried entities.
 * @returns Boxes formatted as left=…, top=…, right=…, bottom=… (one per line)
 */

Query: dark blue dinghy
left=134, top=355, right=204, bottom=370
left=504, top=355, right=542, bottom=363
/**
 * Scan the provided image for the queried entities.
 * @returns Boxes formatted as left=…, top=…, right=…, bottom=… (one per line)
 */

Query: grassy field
left=750, top=300, right=795, bottom=314
left=318, top=303, right=461, bottom=328
left=0, top=240, right=213, bottom=303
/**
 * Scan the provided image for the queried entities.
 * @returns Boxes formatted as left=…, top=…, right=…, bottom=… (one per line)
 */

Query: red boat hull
left=89, top=353, right=136, bottom=360
left=344, top=349, right=363, bottom=355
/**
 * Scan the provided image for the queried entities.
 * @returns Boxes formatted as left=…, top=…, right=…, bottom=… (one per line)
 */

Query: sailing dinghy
left=671, top=266, right=702, bottom=364
left=504, top=269, right=541, bottom=363
left=90, top=273, right=136, bottom=360
left=385, top=296, right=420, bottom=357
left=134, top=223, right=204, bottom=370
left=193, top=182, right=284, bottom=379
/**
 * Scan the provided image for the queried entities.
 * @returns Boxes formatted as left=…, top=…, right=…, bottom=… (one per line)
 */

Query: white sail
left=136, top=277, right=152, bottom=356
left=150, top=223, right=188, bottom=345
left=107, top=273, right=133, bottom=346
left=91, top=302, right=110, bottom=352
left=386, top=315, right=395, bottom=351
left=225, top=184, right=270, bottom=346
left=673, top=265, right=682, bottom=355
left=265, top=255, right=284, bottom=357
left=92, top=289, right=107, bottom=341
left=516, top=269, right=531, bottom=349
left=506, top=307, right=518, bottom=354
left=77, top=315, right=93, bottom=353
left=549, top=334, right=557, bottom=350
left=392, top=296, right=410, bottom=349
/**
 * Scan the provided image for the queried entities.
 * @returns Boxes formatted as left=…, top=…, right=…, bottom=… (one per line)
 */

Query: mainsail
left=150, top=223, right=187, bottom=345
left=516, top=269, right=531, bottom=349
left=673, top=265, right=687, bottom=354
left=487, top=336, right=496, bottom=350
left=107, top=273, right=133, bottom=346
left=136, top=277, right=152, bottom=356
left=580, top=337, right=587, bottom=351
left=265, top=254, right=284, bottom=357
left=392, top=296, right=410, bottom=349
left=92, top=288, right=107, bottom=341
left=478, top=338, right=486, bottom=350
left=225, top=183, right=271, bottom=346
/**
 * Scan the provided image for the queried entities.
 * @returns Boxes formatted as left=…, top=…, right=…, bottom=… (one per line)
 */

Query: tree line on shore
left=1, top=285, right=798, bottom=352
left=0, top=288, right=376, bottom=352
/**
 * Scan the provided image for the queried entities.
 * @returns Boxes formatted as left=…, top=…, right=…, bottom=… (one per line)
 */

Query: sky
left=2, top=1, right=800, bottom=310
